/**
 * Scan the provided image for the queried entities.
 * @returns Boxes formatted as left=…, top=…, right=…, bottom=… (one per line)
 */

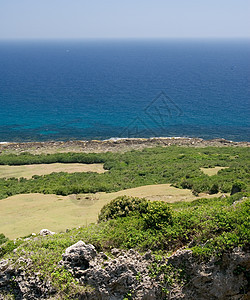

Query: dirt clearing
left=0, top=163, right=106, bottom=179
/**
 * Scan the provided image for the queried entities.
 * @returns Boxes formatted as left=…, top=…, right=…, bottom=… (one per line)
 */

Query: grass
left=0, top=193, right=110, bottom=239
left=200, top=166, right=228, bottom=176
left=0, top=163, right=105, bottom=179
left=0, top=184, right=227, bottom=239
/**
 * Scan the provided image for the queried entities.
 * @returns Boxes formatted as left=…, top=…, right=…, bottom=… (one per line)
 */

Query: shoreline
left=0, top=137, right=249, bottom=154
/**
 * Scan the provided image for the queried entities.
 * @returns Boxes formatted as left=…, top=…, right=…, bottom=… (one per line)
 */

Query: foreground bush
left=98, top=195, right=148, bottom=222
left=143, top=201, right=173, bottom=229
left=98, top=196, right=173, bottom=231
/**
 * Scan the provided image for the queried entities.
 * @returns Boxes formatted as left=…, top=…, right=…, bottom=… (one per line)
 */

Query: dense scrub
left=96, top=193, right=250, bottom=256
left=0, top=146, right=249, bottom=199
left=98, top=196, right=173, bottom=229
left=0, top=152, right=107, bottom=165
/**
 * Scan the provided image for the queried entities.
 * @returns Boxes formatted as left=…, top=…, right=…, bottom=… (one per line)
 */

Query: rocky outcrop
left=60, top=243, right=163, bottom=299
left=0, top=137, right=249, bottom=155
left=60, top=240, right=97, bottom=273
left=168, top=248, right=250, bottom=300
left=0, top=257, right=55, bottom=300
left=0, top=244, right=249, bottom=299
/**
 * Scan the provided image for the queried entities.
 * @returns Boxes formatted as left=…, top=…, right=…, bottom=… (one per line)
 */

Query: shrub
left=0, top=239, right=23, bottom=258
left=0, top=146, right=249, bottom=200
left=209, top=183, right=219, bottom=194
left=98, top=196, right=148, bottom=222
left=231, top=181, right=246, bottom=195
left=0, top=233, right=8, bottom=246
left=143, top=201, right=173, bottom=230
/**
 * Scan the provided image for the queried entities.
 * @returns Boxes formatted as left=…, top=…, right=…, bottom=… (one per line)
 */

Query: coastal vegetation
left=0, top=146, right=249, bottom=200
left=0, top=145, right=249, bottom=298
left=95, top=193, right=249, bottom=256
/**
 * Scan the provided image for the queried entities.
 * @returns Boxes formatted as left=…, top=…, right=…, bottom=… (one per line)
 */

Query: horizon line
left=0, top=37, right=250, bottom=42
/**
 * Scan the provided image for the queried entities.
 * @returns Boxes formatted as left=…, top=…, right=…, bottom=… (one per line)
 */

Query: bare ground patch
left=0, top=163, right=106, bottom=179
left=200, top=166, right=228, bottom=176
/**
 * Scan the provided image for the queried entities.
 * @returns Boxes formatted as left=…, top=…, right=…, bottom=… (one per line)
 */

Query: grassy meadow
left=0, top=184, right=227, bottom=239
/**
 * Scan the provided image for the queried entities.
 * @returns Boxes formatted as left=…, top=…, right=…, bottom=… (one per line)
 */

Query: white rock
left=39, top=229, right=55, bottom=236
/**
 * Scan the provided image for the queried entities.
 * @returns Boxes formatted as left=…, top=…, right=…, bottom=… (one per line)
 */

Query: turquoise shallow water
left=0, top=39, right=249, bottom=142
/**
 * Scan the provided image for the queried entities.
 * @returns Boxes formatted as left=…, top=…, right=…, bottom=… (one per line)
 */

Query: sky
left=0, top=0, right=249, bottom=39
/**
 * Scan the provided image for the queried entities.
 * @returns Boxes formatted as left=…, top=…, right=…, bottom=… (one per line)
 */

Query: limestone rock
left=0, top=260, right=9, bottom=272
left=60, top=240, right=97, bottom=271
left=61, top=244, right=162, bottom=299
left=167, top=247, right=250, bottom=300
left=39, top=229, right=55, bottom=236
left=0, top=245, right=249, bottom=299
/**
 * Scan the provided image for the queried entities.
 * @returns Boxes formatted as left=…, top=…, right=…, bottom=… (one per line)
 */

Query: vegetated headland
left=0, top=137, right=249, bottom=299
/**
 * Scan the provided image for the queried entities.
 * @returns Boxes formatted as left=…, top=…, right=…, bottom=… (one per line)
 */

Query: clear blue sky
left=0, top=0, right=249, bottom=39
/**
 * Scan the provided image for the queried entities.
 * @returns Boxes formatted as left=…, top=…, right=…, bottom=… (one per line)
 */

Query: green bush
left=143, top=201, right=173, bottom=229
left=0, top=233, right=8, bottom=246
left=98, top=195, right=148, bottom=222
left=231, top=181, right=247, bottom=195
left=209, top=183, right=219, bottom=194
left=98, top=196, right=173, bottom=231
left=0, top=239, right=24, bottom=258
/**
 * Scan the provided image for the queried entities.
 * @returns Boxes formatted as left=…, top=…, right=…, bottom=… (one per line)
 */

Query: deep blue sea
left=0, top=39, right=249, bottom=142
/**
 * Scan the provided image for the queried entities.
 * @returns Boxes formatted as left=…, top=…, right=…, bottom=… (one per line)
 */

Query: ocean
left=0, top=39, right=249, bottom=142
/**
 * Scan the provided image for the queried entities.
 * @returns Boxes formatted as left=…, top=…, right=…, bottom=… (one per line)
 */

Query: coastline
left=0, top=137, right=249, bottom=154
